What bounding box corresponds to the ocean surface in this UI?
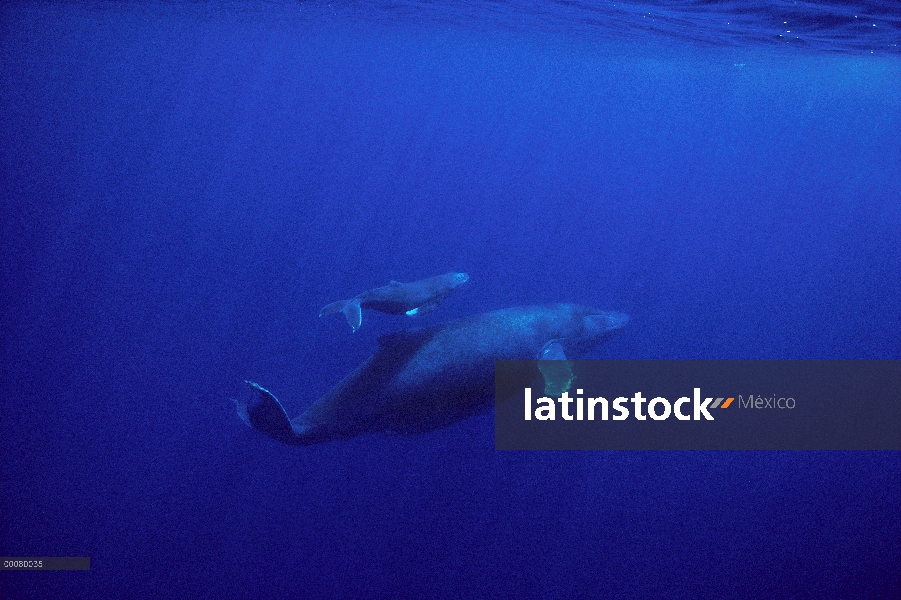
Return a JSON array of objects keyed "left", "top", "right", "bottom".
[{"left": 2, "top": 0, "right": 900, "bottom": 597}]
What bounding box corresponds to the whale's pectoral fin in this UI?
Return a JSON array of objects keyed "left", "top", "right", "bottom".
[
  {"left": 319, "top": 299, "right": 363, "bottom": 332},
  {"left": 406, "top": 300, "right": 440, "bottom": 317},
  {"left": 238, "top": 381, "right": 298, "bottom": 444},
  {"left": 537, "top": 339, "right": 567, "bottom": 360},
  {"left": 537, "top": 339, "right": 574, "bottom": 396}
]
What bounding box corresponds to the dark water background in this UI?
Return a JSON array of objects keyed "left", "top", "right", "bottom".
[{"left": 2, "top": 1, "right": 900, "bottom": 597}]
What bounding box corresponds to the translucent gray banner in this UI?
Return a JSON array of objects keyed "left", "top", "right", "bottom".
[
  {"left": 495, "top": 361, "right": 901, "bottom": 450},
  {"left": 1, "top": 558, "right": 90, "bottom": 570}
]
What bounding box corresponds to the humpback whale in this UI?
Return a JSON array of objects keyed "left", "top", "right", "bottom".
[
  {"left": 236, "top": 304, "right": 628, "bottom": 446},
  {"left": 319, "top": 272, "right": 469, "bottom": 332}
]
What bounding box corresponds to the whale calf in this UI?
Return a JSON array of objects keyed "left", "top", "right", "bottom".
[
  {"left": 319, "top": 272, "right": 469, "bottom": 332},
  {"left": 237, "top": 304, "right": 628, "bottom": 446}
]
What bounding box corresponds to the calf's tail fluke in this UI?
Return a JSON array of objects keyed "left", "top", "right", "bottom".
[{"left": 319, "top": 298, "right": 363, "bottom": 332}]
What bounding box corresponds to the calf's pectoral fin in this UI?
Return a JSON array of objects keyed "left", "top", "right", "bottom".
[{"left": 406, "top": 300, "right": 440, "bottom": 317}]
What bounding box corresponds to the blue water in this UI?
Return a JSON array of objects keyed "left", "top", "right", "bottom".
[{"left": 2, "top": 1, "right": 900, "bottom": 598}]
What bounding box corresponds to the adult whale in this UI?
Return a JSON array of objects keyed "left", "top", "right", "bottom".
[
  {"left": 236, "top": 304, "right": 627, "bottom": 446},
  {"left": 319, "top": 272, "right": 469, "bottom": 332}
]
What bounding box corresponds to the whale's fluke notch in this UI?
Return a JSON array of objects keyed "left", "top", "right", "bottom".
[
  {"left": 319, "top": 272, "right": 469, "bottom": 332},
  {"left": 239, "top": 304, "right": 628, "bottom": 446}
]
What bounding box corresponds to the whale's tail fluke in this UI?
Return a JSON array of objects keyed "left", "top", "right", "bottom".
[
  {"left": 236, "top": 381, "right": 333, "bottom": 446},
  {"left": 237, "top": 381, "right": 298, "bottom": 444},
  {"left": 319, "top": 298, "right": 363, "bottom": 332}
]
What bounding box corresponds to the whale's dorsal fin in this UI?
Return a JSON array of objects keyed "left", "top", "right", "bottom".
[
  {"left": 377, "top": 329, "right": 417, "bottom": 346},
  {"left": 377, "top": 327, "right": 432, "bottom": 349},
  {"left": 390, "top": 280, "right": 402, "bottom": 286}
]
